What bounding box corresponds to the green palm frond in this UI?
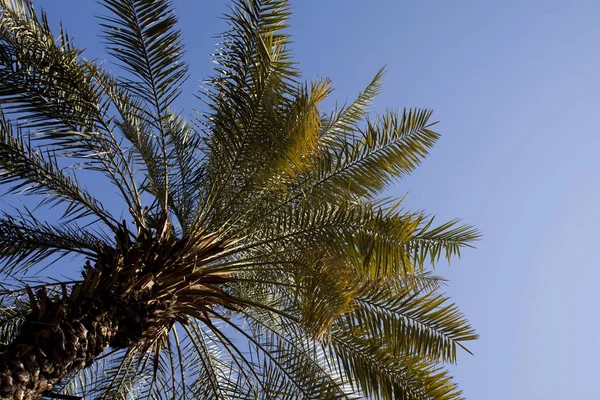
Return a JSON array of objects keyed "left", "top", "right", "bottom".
[
  {"left": 0, "top": 110, "right": 117, "bottom": 227},
  {"left": 224, "top": 107, "right": 439, "bottom": 231},
  {"left": 100, "top": 0, "right": 189, "bottom": 115},
  {"left": 200, "top": 0, "right": 297, "bottom": 219},
  {"left": 248, "top": 78, "right": 332, "bottom": 189},
  {"left": 299, "top": 108, "right": 439, "bottom": 201},
  {"left": 163, "top": 112, "right": 206, "bottom": 234},
  {"left": 208, "top": 310, "right": 343, "bottom": 400},
  {"left": 85, "top": 350, "right": 141, "bottom": 399},
  {"left": 319, "top": 67, "right": 385, "bottom": 149},
  {"left": 59, "top": 348, "right": 174, "bottom": 399},
  {"left": 182, "top": 322, "right": 228, "bottom": 399},
  {"left": 330, "top": 327, "right": 463, "bottom": 400},
  {"left": 0, "top": 0, "right": 143, "bottom": 221},
  {"left": 100, "top": 0, "right": 190, "bottom": 213},
  {"left": 351, "top": 283, "right": 477, "bottom": 363},
  {"left": 54, "top": 349, "right": 127, "bottom": 398},
  {"left": 409, "top": 218, "right": 481, "bottom": 269},
  {"left": 399, "top": 271, "right": 448, "bottom": 294},
  {"left": 97, "top": 77, "right": 167, "bottom": 216},
  {"left": 0, "top": 0, "right": 100, "bottom": 137},
  {"left": 0, "top": 211, "right": 103, "bottom": 276},
  {"left": 244, "top": 308, "right": 355, "bottom": 399}
]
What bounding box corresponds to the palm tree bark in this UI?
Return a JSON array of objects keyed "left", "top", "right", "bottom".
[
  {"left": 0, "top": 232, "right": 232, "bottom": 400},
  {"left": 0, "top": 254, "right": 165, "bottom": 400},
  {"left": 0, "top": 276, "right": 177, "bottom": 400},
  {"left": 0, "top": 303, "right": 118, "bottom": 400}
]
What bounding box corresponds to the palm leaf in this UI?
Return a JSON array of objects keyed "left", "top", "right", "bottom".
[
  {"left": 300, "top": 108, "right": 439, "bottom": 200},
  {"left": 330, "top": 328, "right": 463, "bottom": 400},
  {"left": 319, "top": 67, "right": 385, "bottom": 149},
  {"left": 0, "top": 0, "right": 143, "bottom": 222},
  {"left": 199, "top": 0, "right": 297, "bottom": 221},
  {"left": 0, "top": 211, "right": 103, "bottom": 276},
  {"left": 0, "top": 109, "right": 117, "bottom": 227},
  {"left": 409, "top": 218, "right": 481, "bottom": 269},
  {"left": 351, "top": 283, "right": 478, "bottom": 363},
  {"left": 100, "top": 0, "right": 191, "bottom": 215},
  {"left": 100, "top": 0, "right": 189, "bottom": 115}
]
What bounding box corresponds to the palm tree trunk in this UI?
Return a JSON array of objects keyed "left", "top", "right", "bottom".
[
  {"left": 0, "top": 294, "right": 120, "bottom": 400},
  {"left": 0, "top": 232, "right": 230, "bottom": 399},
  {"left": 0, "top": 263, "right": 168, "bottom": 400}
]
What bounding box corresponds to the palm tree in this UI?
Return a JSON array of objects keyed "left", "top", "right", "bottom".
[{"left": 0, "top": 0, "right": 479, "bottom": 398}]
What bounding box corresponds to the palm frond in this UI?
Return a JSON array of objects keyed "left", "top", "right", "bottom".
[
  {"left": 0, "top": 297, "right": 27, "bottom": 346},
  {"left": 319, "top": 67, "right": 385, "bottom": 149},
  {"left": 246, "top": 77, "right": 332, "bottom": 191},
  {"left": 0, "top": 109, "right": 117, "bottom": 227},
  {"left": 409, "top": 218, "right": 481, "bottom": 269},
  {"left": 399, "top": 271, "right": 448, "bottom": 294},
  {"left": 100, "top": 0, "right": 190, "bottom": 214},
  {"left": 330, "top": 328, "right": 463, "bottom": 400},
  {"left": 0, "top": 211, "right": 103, "bottom": 276},
  {"left": 0, "top": 0, "right": 100, "bottom": 138},
  {"left": 199, "top": 200, "right": 403, "bottom": 277},
  {"left": 183, "top": 320, "right": 243, "bottom": 399},
  {"left": 84, "top": 350, "right": 141, "bottom": 399},
  {"left": 54, "top": 349, "right": 124, "bottom": 398},
  {"left": 214, "top": 198, "right": 419, "bottom": 282},
  {"left": 226, "top": 108, "right": 438, "bottom": 232},
  {"left": 351, "top": 283, "right": 478, "bottom": 363},
  {"left": 298, "top": 108, "right": 439, "bottom": 201},
  {"left": 95, "top": 75, "right": 166, "bottom": 219},
  {"left": 243, "top": 308, "right": 355, "bottom": 399},
  {"left": 100, "top": 0, "right": 188, "bottom": 116},
  {"left": 209, "top": 310, "right": 345, "bottom": 400},
  {"left": 0, "top": 0, "right": 143, "bottom": 222},
  {"left": 199, "top": 0, "right": 298, "bottom": 222},
  {"left": 163, "top": 113, "right": 206, "bottom": 234}
]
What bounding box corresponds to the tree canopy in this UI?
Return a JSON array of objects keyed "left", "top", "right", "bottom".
[{"left": 0, "top": 0, "right": 479, "bottom": 399}]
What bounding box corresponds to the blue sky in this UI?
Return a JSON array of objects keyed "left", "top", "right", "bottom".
[{"left": 29, "top": 0, "right": 600, "bottom": 398}]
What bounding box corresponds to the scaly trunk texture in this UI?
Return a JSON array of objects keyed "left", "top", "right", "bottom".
[
  {"left": 0, "top": 228, "right": 235, "bottom": 399},
  {"left": 0, "top": 301, "right": 117, "bottom": 399},
  {"left": 0, "top": 235, "right": 170, "bottom": 399},
  {"left": 0, "top": 275, "right": 177, "bottom": 400}
]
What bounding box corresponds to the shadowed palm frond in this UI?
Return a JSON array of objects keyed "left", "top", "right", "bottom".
[
  {"left": 0, "top": 0, "right": 144, "bottom": 222},
  {"left": 100, "top": 0, "right": 190, "bottom": 214},
  {"left": 0, "top": 211, "right": 104, "bottom": 277},
  {"left": 100, "top": 0, "right": 189, "bottom": 116},
  {"left": 0, "top": 298, "right": 28, "bottom": 346},
  {"left": 0, "top": 109, "right": 117, "bottom": 228}
]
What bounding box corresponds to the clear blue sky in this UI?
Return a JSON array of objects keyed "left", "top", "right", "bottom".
[{"left": 30, "top": 1, "right": 600, "bottom": 398}]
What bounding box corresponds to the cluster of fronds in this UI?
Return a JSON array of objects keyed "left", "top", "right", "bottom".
[{"left": 0, "top": 0, "right": 479, "bottom": 398}]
